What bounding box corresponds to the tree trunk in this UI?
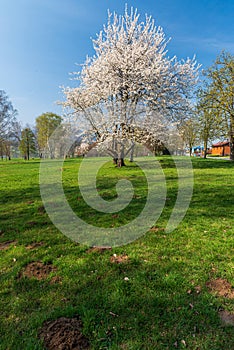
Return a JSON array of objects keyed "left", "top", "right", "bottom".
[
  {"left": 117, "top": 142, "right": 126, "bottom": 167},
  {"left": 129, "top": 142, "right": 135, "bottom": 162},
  {"left": 113, "top": 158, "right": 118, "bottom": 165},
  {"left": 230, "top": 138, "right": 234, "bottom": 162},
  {"left": 27, "top": 145, "right": 30, "bottom": 160},
  {"left": 118, "top": 158, "right": 126, "bottom": 167},
  {"left": 230, "top": 131, "right": 234, "bottom": 161},
  {"left": 189, "top": 147, "right": 192, "bottom": 157},
  {"left": 203, "top": 140, "right": 208, "bottom": 159}
]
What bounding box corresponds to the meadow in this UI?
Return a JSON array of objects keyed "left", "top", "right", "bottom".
[{"left": 0, "top": 156, "right": 234, "bottom": 349}]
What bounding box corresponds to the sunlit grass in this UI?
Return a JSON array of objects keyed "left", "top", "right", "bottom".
[{"left": 0, "top": 157, "right": 234, "bottom": 349}]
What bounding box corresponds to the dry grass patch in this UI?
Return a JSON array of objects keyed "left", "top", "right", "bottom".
[
  {"left": 0, "top": 240, "right": 17, "bottom": 250},
  {"left": 219, "top": 310, "right": 234, "bottom": 326},
  {"left": 25, "top": 241, "right": 44, "bottom": 250},
  {"left": 86, "top": 246, "right": 112, "bottom": 254},
  {"left": 110, "top": 254, "right": 129, "bottom": 264}
]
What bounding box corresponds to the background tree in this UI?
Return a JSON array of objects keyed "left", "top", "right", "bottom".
[
  {"left": 36, "top": 112, "right": 62, "bottom": 158},
  {"left": 63, "top": 7, "right": 200, "bottom": 166},
  {"left": 201, "top": 52, "right": 234, "bottom": 160},
  {"left": 180, "top": 117, "right": 199, "bottom": 156},
  {"left": 196, "top": 87, "right": 222, "bottom": 158},
  {"left": 0, "top": 90, "right": 17, "bottom": 140},
  {"left": 19, "top": 127, "right": 37, "bottom": 160},
  {"left": 0, "top": 90, "right": 18, "bottom": 159},
  {"left": 0, "top": 139, "right": 11, "bottom": 160},
  {"left": 10, "top": 120, "right": 22, "bottom": 143}
]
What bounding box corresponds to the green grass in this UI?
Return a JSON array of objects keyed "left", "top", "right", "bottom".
[{"left": 0, "top": 157, "right": 234, "bottom": 349}]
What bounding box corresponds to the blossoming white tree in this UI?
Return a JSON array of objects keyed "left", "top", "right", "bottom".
[{"left": 63, "top": 6, "right": 200, "bottom": 165}]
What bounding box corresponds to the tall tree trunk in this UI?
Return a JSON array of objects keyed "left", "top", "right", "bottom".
[
  {"left": 118, "top": 143, "right": 126, "bottom": 167},
  {"left": 129, "top": 142, "right": 135, "bottom": 162},
  {"left": 230, "top": 137, "right": 234, "bottom": 162},
  {"left": 204, "top": 140, "right": 208, "bottom": 159},
  {"left": 27, "top": 144, "right": 30, "bottom": 160},
  {"left": 230, "top": 130, "right": 234, "bottom": 161},
  {"left": 112, "top": 137, "right": 118, "bottom": 165},
  {"left": 118, "top": 158, "right": 125, "bottom": 167}
]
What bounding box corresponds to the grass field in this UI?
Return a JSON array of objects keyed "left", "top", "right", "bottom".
[{"left": 0, "top": 157, "right": 234, "bottom": 349}]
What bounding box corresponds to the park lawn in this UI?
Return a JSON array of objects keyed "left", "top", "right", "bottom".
[{"left": 0, "top": 157, "right": 234, "bottom": 350}]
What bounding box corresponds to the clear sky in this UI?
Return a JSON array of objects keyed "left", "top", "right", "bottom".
[{"left": 1, "top": 0, "right": 234, "bottom": 126}]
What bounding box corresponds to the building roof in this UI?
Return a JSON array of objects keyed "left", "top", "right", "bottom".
[{"left": 212, "top": 141, "right": 230, "bottom": 147}]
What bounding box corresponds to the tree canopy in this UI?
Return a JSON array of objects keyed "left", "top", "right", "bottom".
[
  {"left": 36, "top": 112, "right": 62, "bottom": 158},
  {"left": 63, "top": 7, "right": 200, "bottom": 164},
  {"left": 19, "top": 127, "right": 37, "bottom": 160},
  {"left": 198, "top": 52, "right": 234, "bottom": 160}
]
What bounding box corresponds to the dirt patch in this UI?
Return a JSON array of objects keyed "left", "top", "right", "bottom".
[
  {"left": 110, "top": 254, "right": 129, "bottom": 264},
  {"left": 26, "top": 242, "right": 44, "bottom": 250},
  {"left": 86, "top": 246, "right": 112, "bottom": 254},
  {"left": 19, "top": 261, "right": 57, "bottom": 280},
  {"left": 39, "top": 317, "right": 90, "bottom": 350},
  {"left": 0, "top": 240, "right": 17, "bottom": 250},
  {"left": 206, "top": 278, "right": 234, "bottom": 299},
  {"left": 149, "top": 226, "right": 165, "bottom": 232},
  {"left": 38, "top": 205, "right": 46, "bottom": 214},
  {"left": 219, "top": 310, "right": 234, "bottom": 326},
  {"left": 50, "top": 276, "right": 62, "bottom": 285}
]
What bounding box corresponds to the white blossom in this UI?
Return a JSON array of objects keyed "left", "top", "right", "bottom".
[{"left": 62, "top": 6, "right": 200, "bottom": 161}]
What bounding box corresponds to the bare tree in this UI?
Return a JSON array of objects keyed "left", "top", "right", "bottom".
[
  {"left": 180, "top": 117, "right": 199, "bottom": 156},
  {"left": 0, "top": 90, "right": 18, "bottom": 159},
  {"left": 0, "top": 90, "right": 18, "bottom": 140}
]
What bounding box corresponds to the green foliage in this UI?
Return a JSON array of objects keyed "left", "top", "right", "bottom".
[
  {"left": 19, "top": 127, "right": 37, "bottom": 160},
  {"left": 36, "top": 112, "right": 62, "bottom": 157},
  {"left": 198, "top": 52, "right": 234, "bottom": 160},
  {"left": 0, "top": 158, "right": 234, "bottom": 349},
  {"left": 196, "top": 90, "right": 222, "bottom": 158},
  {"left": 180, "top": 118, "right": 199, "bottom": 156}
]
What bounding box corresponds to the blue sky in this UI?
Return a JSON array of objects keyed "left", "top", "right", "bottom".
[{"left": 1, "top": 0, "right": 233, "bottom": 125}]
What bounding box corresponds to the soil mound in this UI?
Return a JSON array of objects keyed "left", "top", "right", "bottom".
[
  {"left": 206, "top": 278, "right": 234, "bottom": 299},
  {"left": 110, "top": 254, "right": 129, "bottom": 264},
  {"left": 39, "top": 317, "right": 90, "bottom": 350},
  {"left": 19, "top": 261, "right": 57, "bottom": 280}
]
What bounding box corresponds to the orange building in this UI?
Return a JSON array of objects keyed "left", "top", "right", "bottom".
[{"left": 211, "top": 141, "right": 230, "bottom": 156}]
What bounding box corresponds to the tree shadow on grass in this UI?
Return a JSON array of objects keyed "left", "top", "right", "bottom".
[
  {"left": 191, "top": 158, "right": 234, "bottom": 169},
  {"left": 4, "top": 251, "right": 234, "bottom": 350}
]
